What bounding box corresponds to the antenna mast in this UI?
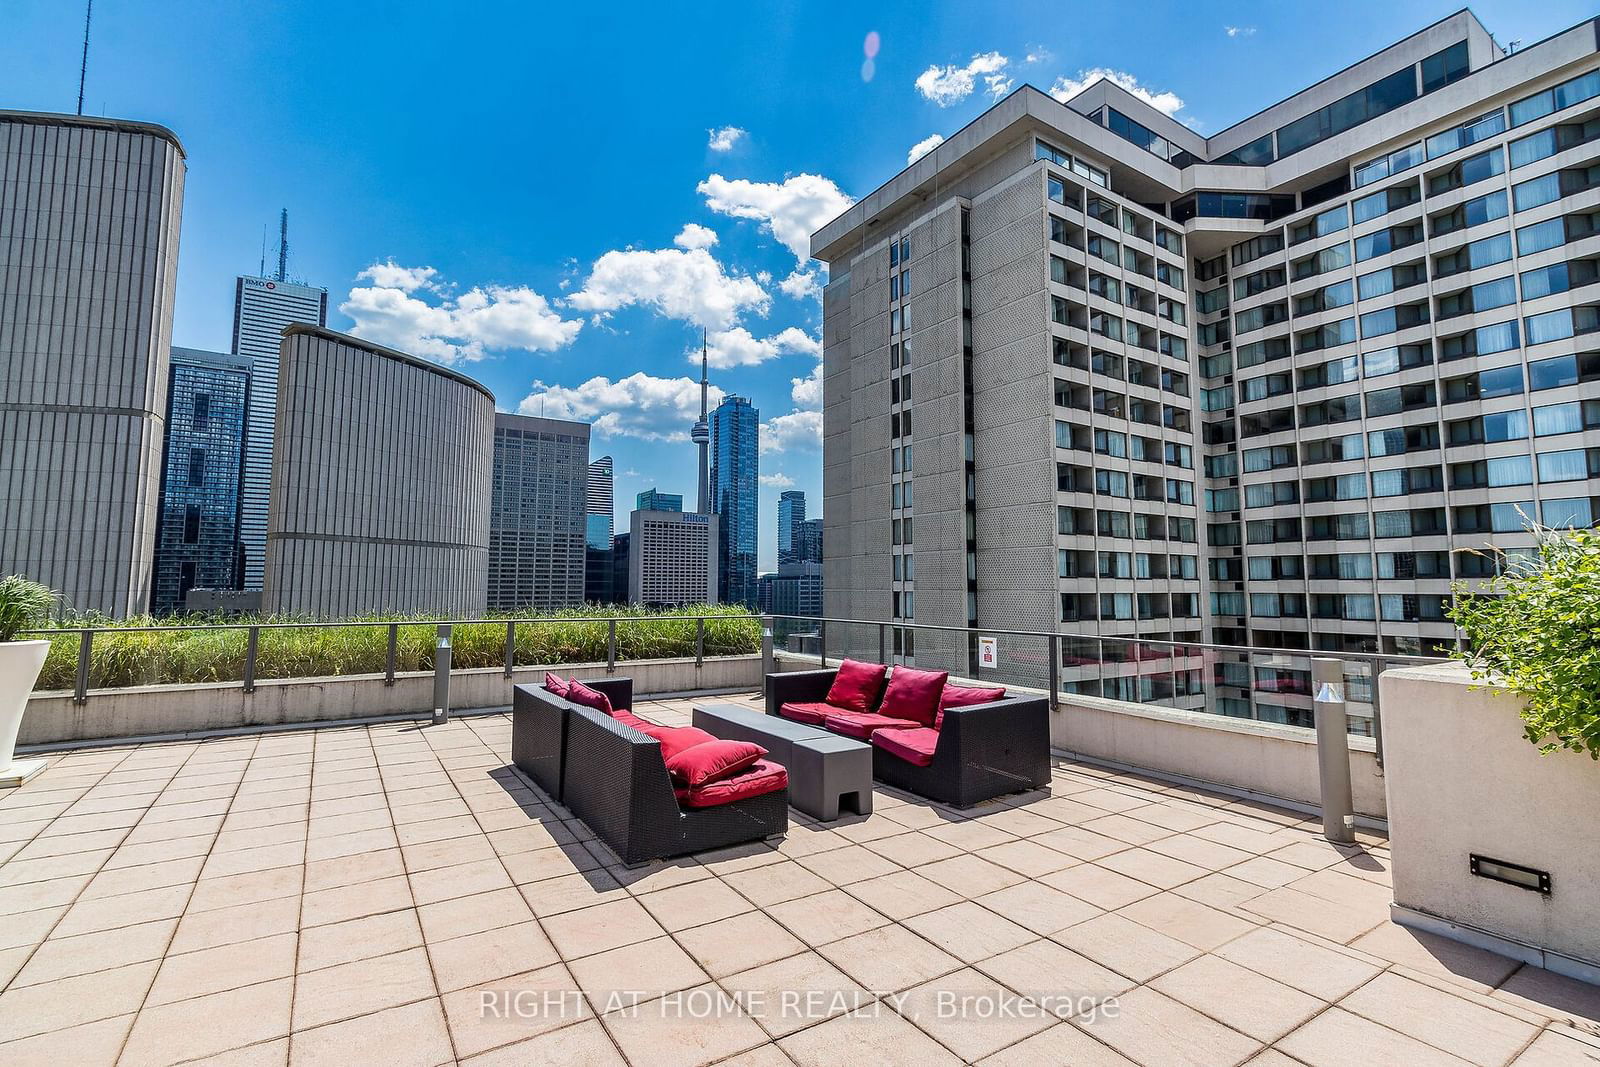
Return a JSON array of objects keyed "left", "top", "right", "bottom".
[
  {"left": 276, "top": 209, "right": 288, "bottom": 282},
  {"left": 76, "top": 0, "right": 92, "bottom": 116}
]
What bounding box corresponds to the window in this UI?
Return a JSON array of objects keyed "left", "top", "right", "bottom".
[
  {"left": 1359, "top": 302, "right": 1428, "bottom": 339},
  {"left": 1421, "top": 40, "right": 1470, "bottom": 94},
  {"left": 1509, "top": 116, "right": 1600, "bottom": 170},
  {"left": 1358, "top": 260, "right": 1425, "bottom": 301},
  {"left": 1290, "top": 205, "right": 1348, "bottom": 245},
  {"left": 1538, "top": 449, "right": 1593, "bottom": 482},
  {"left": 1216, "top": 132, "right": 1276, "bottom": 166},
  {"left": 192, "top": 394, "right": 210, "bottom": 428},
  {"left": 1526, "top": 307, "right": 1600, "bottom": 346},
  {"left": 1295, "top": 280, "right": 1353, "bottom": 316},
  {"left": 1425, "top": 109, "right": 1505, "bottom": 160},
  {"left": 1434, "top": 232, "right": 1512, "bottom": 278},
  {"left": 1353, "top": 141, "right": 1424, "bottom": 189},
  {"left": 1355, "top": 222, "right": 1423, "bottom": 262},
  {"left": 1280, "top": 67, "right": 1419, "bottom": 161},
  {"left": 1362, "top": 344, "right": 1430, "bottom": 377},
  {"left": 1353, "top": 181, "right": 1421, "bottom": 225},
  {"left": 1427, "top": 145, "right": 1504, "bottom": 196},
  {"left": 1231, "top": 232, "right": 1285, "bottom": 267},
  {"left": 1291, "top": 244, "right": 1350, "bottom": 281},
  {"left": 1294, "top": 317, "right": 1355, "bottom": 354},
  {"left": 182, "top": 505, "right": 200, "bottom": 544},
  {"left": 187, "top": 448, "right": 205, "bottom": 487},
  {"left": 1436, "top": 276, "right": 1516, "bottom": 320},
  {"left": 1429, "top": 190, "right": 1507, "bottom": 237},
  {"left": 1509, "top": 68, "right": 1600, "bottom": 127},
  {"left": 1444, "top": 364, "right": 1523, "bottom": 402},
  {"left": 1516, "top": 217, "right": 1566, "bottom": 256}
]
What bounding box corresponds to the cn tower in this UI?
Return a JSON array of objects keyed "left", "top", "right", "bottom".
[{"left": 692, "top": 329, "right": 710, "bottom": 514}]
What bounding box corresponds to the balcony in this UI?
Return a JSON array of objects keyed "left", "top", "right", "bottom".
[{"left": 2, "top": 616, "right": 1596, "bottom": 1064}]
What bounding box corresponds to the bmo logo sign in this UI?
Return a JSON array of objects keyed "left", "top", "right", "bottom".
[{"left": 244, "top": 278, "right": 278, "bottom": 291}]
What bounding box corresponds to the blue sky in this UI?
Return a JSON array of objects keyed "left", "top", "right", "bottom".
[{"left": 5, "top": 0, "right": 1595, "bottom": 569}]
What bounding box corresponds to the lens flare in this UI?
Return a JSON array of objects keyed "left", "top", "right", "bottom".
[{"left": 863, "top": 30, "right": 881, "bottom": 59}]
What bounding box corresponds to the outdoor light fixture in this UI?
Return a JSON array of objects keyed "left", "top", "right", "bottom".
[{"left": 1470, "top": 854, "right": 1551, "bottom": 894}]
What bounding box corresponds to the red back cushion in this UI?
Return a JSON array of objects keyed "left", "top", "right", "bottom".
[
  {"left": 638, "top": 724, "right": 718, "bottom": 761},
  {"left": 877, "top": 667, "right": 949, "bottom": 727},
  {"left": 936, "top": 684, "right": 1006, "bottom": 730},
  {"left": 665, "top": 739, "right": 767, "bottom": 787},
  {"left": 824, "top": 659, "right": 888, "bottom": 714},
  {"left": 543, "top": 672, "right": 571, "bottom": 697},
  {"left": 565, "top": 679, "right": 613, "bottom": 716}
]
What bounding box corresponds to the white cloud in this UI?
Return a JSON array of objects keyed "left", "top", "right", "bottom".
[
  {"left": 762, "top": 410, "right": 823, "bottom": 453},
  {"left": 907, "top": 133, "right": 945, "bottom": 165},
  {"left": 759, "top": 472, "right": 795, "bottom": 488},
  {"left": 707, "top": 125, "right": 746, "bottom": 152},
  {"left": 1024, "top": 47, "right": 1052, "bottom": 65},
  {"left": 1048, "top": 68, "right": 1184, "bottom": 117},
  {"left": 566, "top": 245, "right": 769, "bottom": 331},
  {"left": 1225, "top": 26, "right": 1256, "bottom": 38},
  {"left": 779, "top": 268, "right": 823, "bottom": 301},
  {"left": 518, "top": 373, "right": 725, "bottom": 443},
  {"left": 698, "top": 326, "right": 820, "bottom": 370},
  {"left": 791, "top": 362, "right": 822, "bottom": 410},
  {"left": 914, "top": 51, "right": 1011, "bottom": 106},
  {"left": 698, "top": 173, "right": 855, "bottom": 264},
  {"left": 673, "top": 223, "right": 718, "bottom": 250},
  {"left": 341, "top": 264, "right": 582, "bottom": 364}
]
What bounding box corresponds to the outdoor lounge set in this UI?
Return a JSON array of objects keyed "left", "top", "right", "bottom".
[{"left": 511, "top": 659, "right": 1050, "bottom": 865}]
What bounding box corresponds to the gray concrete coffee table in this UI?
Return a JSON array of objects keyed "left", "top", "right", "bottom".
[{"left": 692, "top": 703, "right": 872, "bottom": 821}]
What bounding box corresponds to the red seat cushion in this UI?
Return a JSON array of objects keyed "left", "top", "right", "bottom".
[
  {"left": 637, "top": 724, "right": 718, "bottom": 761},
  {"left": 543, "top": 672, "right": 571, "bottom": 697},
  {"left": 674, "top": 760, "right": 788, "bottom": 808},
  {"left": 872, "top": 727, "right": 939, "bottom": 767},
  {"left": 936, "top": 684, "right": 1006, "bottom": 730},
  {"left": 778, "top": 701, "right": 834, "bottom": 726},
  {"left": 821, "top": 709, "right": 920, "bottom": 740},
  {"left": 612, "top": 708, "right": 654, "bottom": 731},
  {"left": 666, "top": 740, "right": 767, "bottom": 787},
  {"left": 824, "top": 659, "right": 888, "bottom": 714},
  {"left": 565, "top": 680, "right": 613, "bottom": 716},
  {"left": 878, "top": 666, "right": 949, "bottom": 727}
]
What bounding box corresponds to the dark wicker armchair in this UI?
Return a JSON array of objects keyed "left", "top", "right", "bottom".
[{"left": 511, "top": 677, "right": 634, "bottom": 803}]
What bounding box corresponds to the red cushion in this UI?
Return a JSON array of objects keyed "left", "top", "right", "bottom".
[
  {"left": 565, "top": 680, "right": 613, "bottom": 716},
  {"left": 821, "top": 709, "right": 920, "bottom": 740},
  {"left": 543, "top": 672, "right": 571, "bottom": 697},
  {"left": 778, "top": 701, "right": 833, "bottom": 726},
  {"left": 872, "top": 727, "right": 939, "bottom": 767},
  {"left": 824, "top": 659, "right": 888, "bottom": 714},
  {"left": 674, "top": 760, "right": 788, "bottom": 808},
  {"left": 665, "top": 740, "right": 767, "bottom": 787},
  {"left": 878, "top": 667, "right": 948, "bottom": 727},
  {"left": 612, "top": 708, "right": 654, "bottom": 731},
  {"left": 637, "top": 724, "right": 718, "bottom": 761},
  {"left": 936, "top": 684, "right": 1006, "bottom": 730}
]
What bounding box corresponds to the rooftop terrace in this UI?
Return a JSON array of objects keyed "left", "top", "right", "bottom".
[{"left": 2, "top": 691, "right": 1596, "bottom": 1067}]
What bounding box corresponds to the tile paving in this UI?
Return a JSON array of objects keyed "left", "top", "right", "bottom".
[{"left": 1, "top": 691, "right": 1598, "bottom": 1066}]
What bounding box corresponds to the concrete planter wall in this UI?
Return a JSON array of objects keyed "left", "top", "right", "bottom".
[
  {"left": 1382, "top": 663, "right": 1600, "bottom": 982},
  {"left": 20, "top": 655, "right": 763, "bottom": 747}
]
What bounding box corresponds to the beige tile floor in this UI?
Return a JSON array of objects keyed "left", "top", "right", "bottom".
[{"left": 1, "top": 691, "right": 1597, "bottom": 1066}]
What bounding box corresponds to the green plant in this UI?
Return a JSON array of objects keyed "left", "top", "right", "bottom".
[
  {"left": 0, "top": 575, "right": 57, "bottom": 643},
  {"left": 1449, "top": 524, "right": 1600, "bottom": 759}
]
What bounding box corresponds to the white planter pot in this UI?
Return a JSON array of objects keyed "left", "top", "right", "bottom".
[{"left": 0, "top": 640, "right": 49, "bottom": 777}]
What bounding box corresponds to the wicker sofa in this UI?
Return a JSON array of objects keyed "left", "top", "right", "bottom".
[
  {"left": 512, "top": 678, "right": 788, "bottom": 865},
  {"left": 765, "top": 666, "right": 1051, "bottom": 808}
]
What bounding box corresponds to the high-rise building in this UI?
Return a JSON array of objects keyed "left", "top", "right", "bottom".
[
  {"left": 628, "top": 509, "right": 718, "bottom": 607},
  {"left": 0, "top": 111, "right": 186, "bottom": 618},
  {"left": 586, "top": 456, "right": 614, "bottom": 550},
  {"left": 609, "top": 532, "right": 631, "bottom": 606},
  {"left": 813, "top": 11, "right": 1600, "bottom": 731},
  {"left": 711, "top": 395, "right": 759, "bottom": 608},
  {"left": 488, "top": 413, "right": 590, "bottom": 613},
  {"left": 797, "top": 517, "right": 824, "bottom": 564},
  {"left": 770, "top": 562, "right": 823, "bottom": 619},
  {"left": 151, "top": 349, "right": 251, "bottom": 614},
  {"left": 778, "top": 490, "right": 806, "bottom": 565},
  {"left": 233, "top": 274, "right": 328, "bottom": 591},
  {"left": 636, "top": 489, "right": 683, "bottom": 512},
  {"left": 262, "top": 326, "right": 492, "bottom": 618}
]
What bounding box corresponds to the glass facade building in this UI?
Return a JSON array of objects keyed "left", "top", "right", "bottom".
[
  {"left": 151, "top": 348, "right": 251, "bottom": 614},
  {"left": 636, "top": 488, "right": 683, "bottom": 512},
  {"left": 710, "top": 395, "right": 760, "bottom": 608},
  {"left": 778, "top": 490, "right": 806, "bottom": 565}
]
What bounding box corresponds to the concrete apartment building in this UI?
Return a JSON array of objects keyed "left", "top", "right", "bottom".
[
  {"left": 628, "top": 509, "right": 718, "bottom": 607},
  {"left": 812, "top": 12, "right": 1600, "bottom": 729},
  {"left": 0, "top": 111, "right": 186, "bottom": 618},
  {"left": 262, "top": 326, "right": 493, "bottom": 618},
  {"left": 232, "top": 275, "right": 328, "bottom": 592},
  {"left": 488, "top": 413, "right": 590, "bottom": 613},
  {"left": 150, "top": 348, "right": 251, "bottom": 614}
]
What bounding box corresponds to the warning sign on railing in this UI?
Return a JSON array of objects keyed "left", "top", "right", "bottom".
[{"left": 977, "top": 636, "right": 998, "bottom": 668}]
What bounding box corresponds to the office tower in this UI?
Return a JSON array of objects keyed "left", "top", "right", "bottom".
[
  {"left": 151, "top": 348, "right": 251, "bottom": 614},
  {"left": 770, "top": 562, "right": 823, "bottom": 619},
  {"left": 488, "top": 413, "right": 590, "bottom": 612},
  {"left": 0, "top": 111, "right": 185, "bottom": 618},
  {"left": 798, "top": 517, "right": 824, "bottom": 564},
  {"left": 628, "top": 509, "right": 718, "bottom": 607},
  {"left": 262, "top": 326, "right": 493, "bottom": 617},
  {"left": 757, "top": 572, "right": 776, "bottom": 614},
  {"left": 233, "top": 272, "right": 327, "bottom": 591},
  {"left": 636, "top": 489, "right": 684, "bottom": 512},
  {"left": 778, "top": 490, "right": 806, "bottom": 565},
  {"left": 813, "top": 11, "right": 1600, "bottom": 729},
  {"left": 609, "top": 532, "right": 631, "bottom": 606},
  {"left": 586, "top": 456, "right": 614, "bottom": 549},
  {"left": 711, "top": 395, "right": 759, "bottom": 608}
]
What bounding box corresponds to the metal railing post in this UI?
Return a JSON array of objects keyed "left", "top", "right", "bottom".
[
  {"left": 384, "top": 624, "right": 398, "bottom": 687},
  {"left": 1312, "top": 657, "right": 1356, "bottom": 844},
  {"left": 1048, "top": 633, "right": 1060, "bottom": 711},
  {"left": 878, "top": 622, "right": 886, "bottom": 664},
  {"left": 818, "top": 620, "right": 827, "bottom": 668},
  {"left": 606, "top": 619, "right": 617, "bottom": 673},
  {"left": 1370, "top": 659, "right": 1386, "bottom": 769},
  {"left": 431, "top": 624, "right": 453, "bottom": 725},
  {"left": 695, "top": 617, "right": 705, "bottom": 668},
  {"left": 760, "top": 616, "right": 774, "bottom": 683},
  {"left": 74, "top": 629, "right": 92, "bottom": 705},
  {"left": 243, "top": 626, "right": 260, "bottom": 694},
  {"left": 503, "top": 621, "right": 516, "bottom": 678}
]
